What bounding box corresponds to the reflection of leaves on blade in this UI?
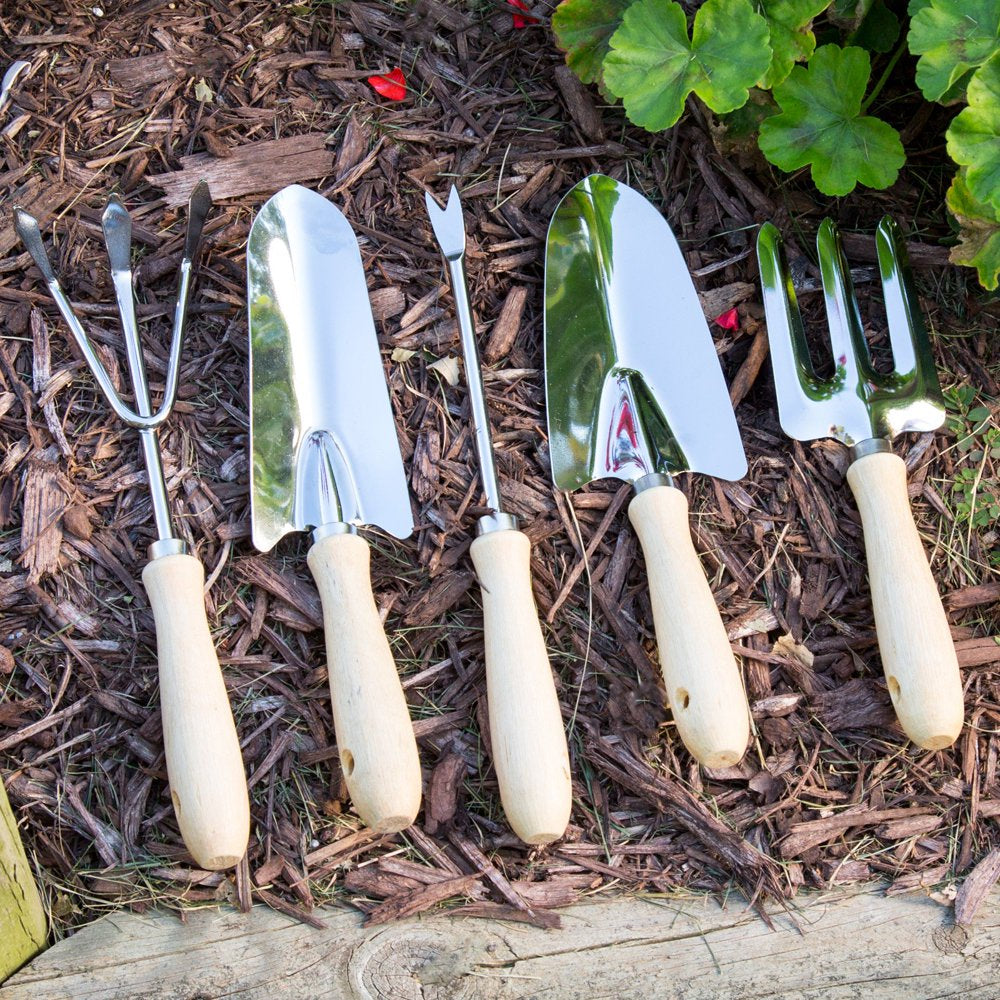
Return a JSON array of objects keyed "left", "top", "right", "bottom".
[
  {"left": 629, "top": 370, "right": 687, "bottom": 474},
  {"left": 908, "top": 0, "right": 1000, "bottom": 104},
  {"left": 758, "top": 45, "right": 905, "bottom": 195},
  {"left": 756, "top": 0, "right": 829, "bottom": 89},
  {"left": 552, "top": 0, "right": 631, "bottom": 93},
  {"left": 603, "top": 0, "right": 771, "bottom": 131},
  {"left": 946, "top": 168, "right": 1000, "bottom": 291},
  {"left": 946, "top": 53, "right": 1000, "bottom": 216}
]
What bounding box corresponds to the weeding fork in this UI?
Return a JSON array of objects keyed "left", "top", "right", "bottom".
[
  {"left": 756, "top": 217, "right": 964, "bottom": 750},
  {"left": 14, "top": 184, "right": 250, "bottom": 868}
]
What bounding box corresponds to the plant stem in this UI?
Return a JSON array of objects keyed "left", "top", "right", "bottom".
[{"left": 861, "top": 38, "right": 908, "bottom": 114}]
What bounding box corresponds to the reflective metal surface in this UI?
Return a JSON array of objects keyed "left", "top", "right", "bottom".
[
  {"left": 0, "top": 61, "right": 29, "bottom": 117},
  {"left": 756, "top": 217, "right": 946, "bottom": 447},
  {"left": 14, "top": 183, "right": 211, "bottom": 554},
  {"left": 544, "top": 174, "right": 747, "bottom": 490},
  {"left": 248, "top": 184, "right": 412, "bottom": 552},
  {"left": 425, "top": 186, "right": 506, "bottom": 519}
]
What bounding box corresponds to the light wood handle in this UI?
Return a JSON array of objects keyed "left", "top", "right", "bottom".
[
  {"left": 306, "top": 532, "right": 421, "bottom": 832},
  {"left": 142, "top": 553, "right": 249, "bottom": 870},
  {"left": 628, "top": 485, "right": 750, "bottom": 768},
  {"left": 470, "top": 528, "right": 572, "bottom": 844},
  {"left": 846, "top": 450, "right": 964, "bottom": 749}
]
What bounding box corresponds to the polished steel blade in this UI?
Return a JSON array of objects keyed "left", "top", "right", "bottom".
[
  {"left": 248, "top": 185, "right": 412, "bottom": 551},
  {"left": 544, "top": 174, "right": 746, "bottom": 490},
  {"left": 756, "top": 218, "right": 945, "bottom": 447}
]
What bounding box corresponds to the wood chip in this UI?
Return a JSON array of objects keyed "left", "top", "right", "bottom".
[{"left": 148, "top": 134, "right": 334, "bottom": 206}]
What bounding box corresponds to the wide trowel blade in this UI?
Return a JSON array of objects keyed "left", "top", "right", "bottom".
[
  {"left": 544, "top": 174, "right": 746, "bottom": 490},
  {"left": 248, "top": 185, "right": 412, "bottom": 551}
]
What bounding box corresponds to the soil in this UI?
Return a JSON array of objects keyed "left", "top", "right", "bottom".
[{"left": 1, "top": 0, "right": 998, "bottom": 936}]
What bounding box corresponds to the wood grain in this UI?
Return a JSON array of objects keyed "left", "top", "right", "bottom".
[{"left": 4, "top": 888, "right": 998, "bottom": 998}]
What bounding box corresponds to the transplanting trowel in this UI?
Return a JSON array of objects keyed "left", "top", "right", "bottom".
[
  {"left": 757, "top": 218, "right": 964, "bottom": 749},
  {"left": 248, "top": 185, "right": 422, "bottom": 831},
  {"left": 545, "top": 174, "right": 751, "bottom": 768}
]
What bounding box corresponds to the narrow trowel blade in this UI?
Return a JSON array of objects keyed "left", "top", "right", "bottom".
[
  {"left": 248, "top": 185, "right": 412, "bottom": 552},
  {"left": 544, "top": 174, "right": 746, "bottom": 490}
]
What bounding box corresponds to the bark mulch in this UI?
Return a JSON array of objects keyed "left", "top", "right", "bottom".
[{"left": 1, "top": 1, "right": 998, "bottom": 937}]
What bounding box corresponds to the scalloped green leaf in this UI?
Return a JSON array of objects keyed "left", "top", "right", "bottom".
[
  {"left": 603, "top": 0, "right": 771, "bottom": 131},
  {"left": 946, "top": 168, "right": 1000, "bottom": 290},
  {"left": 757, "top": 0, "right": 829, "bottom": 89},
  {"left": 947, "top": 53, "right": 1000, "bottom": 214},
  {"left": 908, "top": 0, "right": 1000, "bottom": 103},
  {"left": 758, "top": 44, "right": 905, "bottom": 195},
  {"left": 552, "top": 0, "right": 632, "bottom": 92}
]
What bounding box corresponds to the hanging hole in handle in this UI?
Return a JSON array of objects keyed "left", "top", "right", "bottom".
[
  {"left": 675, "top": 688, "right": 690, "bottom": 711},
  {"left": 341, "top": 749, "right": 355, "bottom": 777},
  {"left": 887, "top": 676, "right": 901, "bottom": 702}
]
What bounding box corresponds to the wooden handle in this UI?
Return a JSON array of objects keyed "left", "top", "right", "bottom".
[
  {"left": 307, "top": 532, "right": 422, "bottom": 832},
  {"left": 628, "top": 485, "right": 750, "bottom": 768},
  {"left": 846, "top": 450, "right": 964, "bottom": 749},
  {"left": 470, "top": 528, "right": 571, "bottom": 845},
  {"left": 142, "top": 553, "right": 249, "bottom": 870}
]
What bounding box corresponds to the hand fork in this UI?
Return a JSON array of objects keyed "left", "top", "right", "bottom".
[
  {"left": 756, "top": 217, "right": 964, "bottom": 750},
  {"left": 14, "top": 184, "right": 250, "bottom": 868}
]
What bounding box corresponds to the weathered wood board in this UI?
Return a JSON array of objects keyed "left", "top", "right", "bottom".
[
  {"left": 0, "top": 781, "right": 46, "bottom": 980},
  {"left": 2, "top": 886, "right": 997, "bottom": 999}
]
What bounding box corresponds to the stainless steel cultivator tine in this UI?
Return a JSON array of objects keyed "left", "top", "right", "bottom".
[
  {"left": 757, "top": 217, "right": 963, "bottom": 751},
  {"left": 14, "top": 182, "right": 250, "bottom": 870}
]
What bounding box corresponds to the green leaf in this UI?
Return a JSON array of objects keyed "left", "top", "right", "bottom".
[
  {"left": 603, "top": 0, "right": 771, "bottom": 131},
  {"left": 757, "top": 0, "right": 829, "bottom": 89},
  {"left": 945, "top": 168, "right": 1000, "bottom": 290},
  {"left": 851, "top": 0, "right": 900, "bottom": 53},
  {"left": 947, "top": 54, "right": 1000, "bottom": 214},
  {"left": 908, "top": 0, "right": 1000, "bottom": 103},
  {"left": 758, "top": 44, "right": 905, "bottom": 195},
  {"left": 828, "top": 0, "right": 872, "bottom": 29},
  {"left": 552, "top": 0, "right": 632, "bottom": 92}
]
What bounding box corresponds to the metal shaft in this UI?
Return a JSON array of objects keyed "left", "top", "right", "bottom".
[
  {"left": 109, "top": 268, "right": 175, "bottom": 543},
  {"left": 448, "top": 256, "right": 504, "bottom": 515}
]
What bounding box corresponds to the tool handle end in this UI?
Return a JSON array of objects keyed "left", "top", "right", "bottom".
[
  {"left": 143, "top": 553, "right": 250, "bottom": 870},
  {"left": 628, "top": 486, "right": 750, "bottom": 768},
  {"left": 847, "top": 450, "right": 964, "bottom": 749},
  {"left": 471, "top": 529, "right": 572, "bottom": 845},
  {"left": 307, "top": 532, "right": 422, "bottom": 832}
]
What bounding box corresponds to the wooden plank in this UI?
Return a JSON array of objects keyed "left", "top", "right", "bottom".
[
  {"left": 0, "top": 781, "right": 46, "bottom": 981},
  {"left": 3, "top": 887, "right": 998, "bottom": 998},
  {"left": 147, "top": 134, "right": 334, "bottom": 207}
]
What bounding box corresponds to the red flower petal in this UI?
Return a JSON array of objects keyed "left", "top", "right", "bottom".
[
  {"left": 367, "top": 67, "right": 407, "bottom": 102},
  {"left": 714, "top": 307, "right": 740, "bottom": 331},
  {"left": 509, "top": 0, "right": 538, "bottom": 28}
]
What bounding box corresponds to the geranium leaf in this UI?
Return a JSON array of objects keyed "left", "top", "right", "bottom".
[
  {"left": 756, "top": 0, "right": 829, "bottom": 89},
  {"left": 908, "top": 0, "right": 1000, "bottom": 103},
  {"left": 946, "top": 53, "right": 1000, "bottom": 214},
  {"left": 946, "top": 169, "right": 1000, "bottom": 290},
  {"left": 604, "top": 0, "right": 771, "bottom": 131},
  {"left": 851, "top": 0, "right": 900, "bottom": 54},
  {"left": 552, "top": 0, "right": 632, "bottom": 91},
  {"left": 758, "top": 44, "right": 905, "bottom": 195}
]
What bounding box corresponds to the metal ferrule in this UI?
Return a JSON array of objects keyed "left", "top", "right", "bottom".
[
  {"left": 312, "top": 522, "right": 358, "bottom": 544},
  {"left": 849, "top": 438, "right": 892, "bottom": 463},
  {"left": 476, "top": 512, "right": 519, "bottom": 536},
  {"left": 148, "top": 537, "right": 189, "bottom": 561},
  {"left": 633, "top": 472, "right": 674, "bottom": 494}
]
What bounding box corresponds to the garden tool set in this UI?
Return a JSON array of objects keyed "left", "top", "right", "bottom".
[
  {"left": 12, "top": 170, "right": 965, "bottom": 861},
  {"left": 13, "top": 184, "right": 250, "bottom": 871}
]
